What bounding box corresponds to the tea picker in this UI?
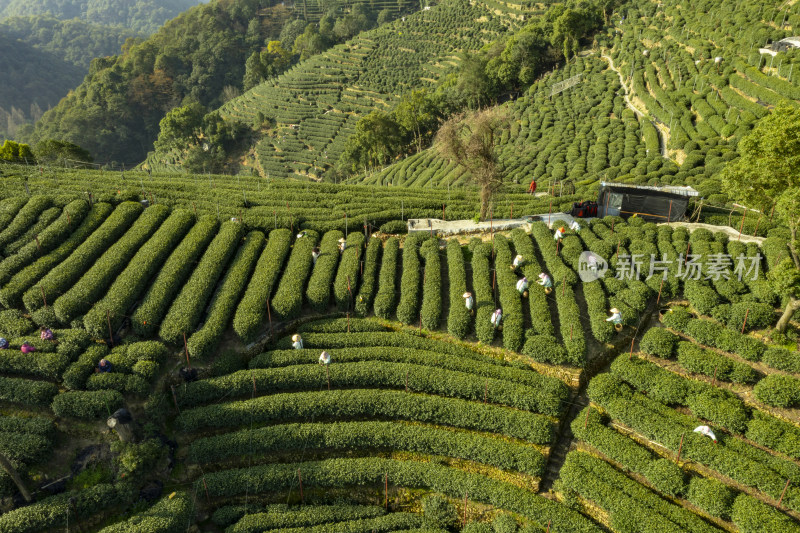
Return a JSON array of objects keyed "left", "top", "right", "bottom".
[
  {"left": 511, "top": 254, "right": 524, "bottom": 270},
  {"left": 463, "top": 292, "right": 474, "bottom": 314},
  {"left": 554, "top": 226, "right": 565, "bottom": 242},
  {"left": 490, "top": 308, "right": 503, "bottom": 330},
  {"left": 292, "top": 334, "right": 303, "bottom": 350},
  {"left": 516, "top": 276, "right": 529, "bottom": 297},
  {"left": 606, "top": 308, "right": 623, "bottom": 331},
  {"left": 538, "top": 273, "right": 553, "bottom": 294},
  {"left": 311, "top": 246, "right": 320, "bottom": 264},
  {"left": 40, "top": 327, "right": 54, "bottom": 341},
  {"left": 319, "top": 350, "right": 331, "bottom": 365},
  {"left": 570, "top": 220, "right": 581, "bottom": 233},
  {"left": 693, "top": 425, "right": 717, "bottom": 443}
]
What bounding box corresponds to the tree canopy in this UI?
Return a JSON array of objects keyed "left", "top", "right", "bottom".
[{"left": 722, "top": 104, "right": 800, "bottom": 269}]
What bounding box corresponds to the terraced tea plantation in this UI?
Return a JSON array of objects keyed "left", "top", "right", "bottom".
[
  {"left": 214, "top": 0, "right": 517, "bottom": 181},
  {"left": 0, "top": 183, "right": 798, "bottom": 532},
  {"left": 355, "top": 0, "right": 800, "bottom": 205}
]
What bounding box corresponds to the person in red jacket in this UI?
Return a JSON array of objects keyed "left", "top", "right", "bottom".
[
  {"left": 528, "top": 179, "right": 537, "bottom": 194},
  {"left": 20, "top": 342, "right": 36, "bottom": 354}
]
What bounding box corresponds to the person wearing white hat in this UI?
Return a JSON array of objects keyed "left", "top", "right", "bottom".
[
  {"left": 693, "top": 425, "right": 717, "bottom": 443},
  {"left": 490, "top": 308, "right": 503, "bottom": 329},
  {"left": 297, "top": 231, "right": 306, "bottom": 239},
  {"left": 606, "top": 308, "right": 623, "bottom": 331},
  {"left": 319, "top": 351, "right": 331, "bottom": 365},
  {"left": 463, "top": 292, "right": 474, "bottom": 313},
  {"left": 338, "top": 237, "right": 346, "bottom": 253},
  {"left": 292, "top": 334, "right": 303, "bottom": 350},
  {"left": 511, "top": 254, "right": 524, "bottom": 270},
  {"left": 311, "top": 246, "right": 320, "bottom": 264},
  {"left": 569, "top": 220, "right": 581, "bottom": 233},
  {"left": 537, "top": 273, "right": 553, "bottom": 294},
  {"left": 554, "top": 226, "right": 565, "bottom": 242},
  {"left": 516, "top": 276, "right": 529, "bottom": 297}
]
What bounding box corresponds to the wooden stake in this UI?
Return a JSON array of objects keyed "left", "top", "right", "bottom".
[
  {"left": 385, "top": 473, "right": 388, "bottom": 509},
  {"left": 546, "top": 520, "right": 551, "bottom": 533},
  {"left": 267, "top": 298, "right": 273, "bottom": 336},
  {"left": 252, "top": 375, "right": 257, "bottom": 395},
  {"left": 770, "top": 203, "right": 776, "bottom": 222},
  {"left": 34, "top": 235, "right": 41, "bottom": 252},
  {"left": 66, "top": 211, "right": 71, "bottom": 225},
  {"left": 584, "top": 407, "right": 590, "bottom": 429},
  {"left": 107, "top": 309, "right": 114, "bottom": 346},
  {"left": 741, "top": 308, "right": 750, "bottom": 334},
  {"left": 677, "top": 432, "right": 685, "bottom": 461},
  {"left": 668, "top": 200, "right": 673, "bottom": 222},
  {"left": 779, "top": 479, "right": 791, "bottom": 508},
  {"left": 684, "top": 241, "right": 690, "bottom": 265},
  {"left": 738, "top": 207, "right": 747, "bottom": 240},
  {"left": 170, "top": 385, "right": 180, "bottom": 414},
  {"left": 753, "top": 213, "right": 762, "bottom": 237},
  {"left": 347, "top": 313, "right": 351, "bottom": 333},
  {"left": 183, "top": 332, "right": 190, "bottom": 368},
  {"left": 629, "top": 336, "right": 635, "bottom": 359},
  {"left": 510, "top": 202, "right": 513, "bottom": 219},
  {"left": 297, "top": 469, "right": 304, "bottom": 504},
  {"left": 548, "top": 200, "right": 552, "bottom": 225},
  {"left": 203, "top": 477, "right": 210, "bottom": 503},
  {"left": 326, "top": 365, "right": 330, "bottom": 390},
  {"left": 192, "top": 202, "right": 197, "bottom": 215},
  {"left": 656, "top": 278, "right": 665, "bottom": 306}
]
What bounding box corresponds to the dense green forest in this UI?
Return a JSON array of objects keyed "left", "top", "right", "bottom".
[
  {"left": 0, "top": 32, "right": 85, "bottom": 138},
  {"left": 30, "top": 0, "right": 415, "bottom": 165},
  {"left": 0, "top": 15, "right": 137, "bottom": 68},
  {"left": 0, "top": 0, "right": 205, "bottom": 34}
]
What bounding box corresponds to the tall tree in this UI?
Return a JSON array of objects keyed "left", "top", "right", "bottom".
[
  {"left": 722, "top": 104, "right": 800, "bottom": 332},
  {"left": 436, "top": 108, "right": 509, "bottom": 220},
  {"left": 394, "top": 90, "right": 438, "bottom": 154}
]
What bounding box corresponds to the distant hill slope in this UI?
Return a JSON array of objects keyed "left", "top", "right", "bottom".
[
  {"left": 0, "top": 15, "right": 138, "bottom": 68},
  {"left": 0, "top": 31, "right": 84, "bottom": 119},
  {"left": 29, "top": 0, "right": 295, "bottom": 164},
  {"left": 354, "top": 0, "right": 800, "bottom": 204},
  {"left": 191, "top": 0, "right": 521, "bottom": 180},
  {"left": 0, "top": 0, "right": 205, "bottom": 34}
]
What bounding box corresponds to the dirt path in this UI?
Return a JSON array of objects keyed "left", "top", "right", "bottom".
[
  {"left": 666, "top": 221, "right": 765, "bottom": 245},
  {"left": 538, "top": 299, "right": 660, "bottom": 494},
  {"left": 601, "top": 53, "right": 670, "bottom": 160}
]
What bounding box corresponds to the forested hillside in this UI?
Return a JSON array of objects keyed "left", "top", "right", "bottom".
[
  {"left": 0, "top": 32, "right": 85, "bottom": 138},
  {"left": 0, "top": 15, "right": 137, "bottom": 68},
  {"left": 29, "top": 0, "right": 421, "bottom": 165},
  {"left": 0, "top": 0, "right": 205, "bottom": 144},
  {"left": 0, "top": 0, "right": 205, "bottom": 34}
]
